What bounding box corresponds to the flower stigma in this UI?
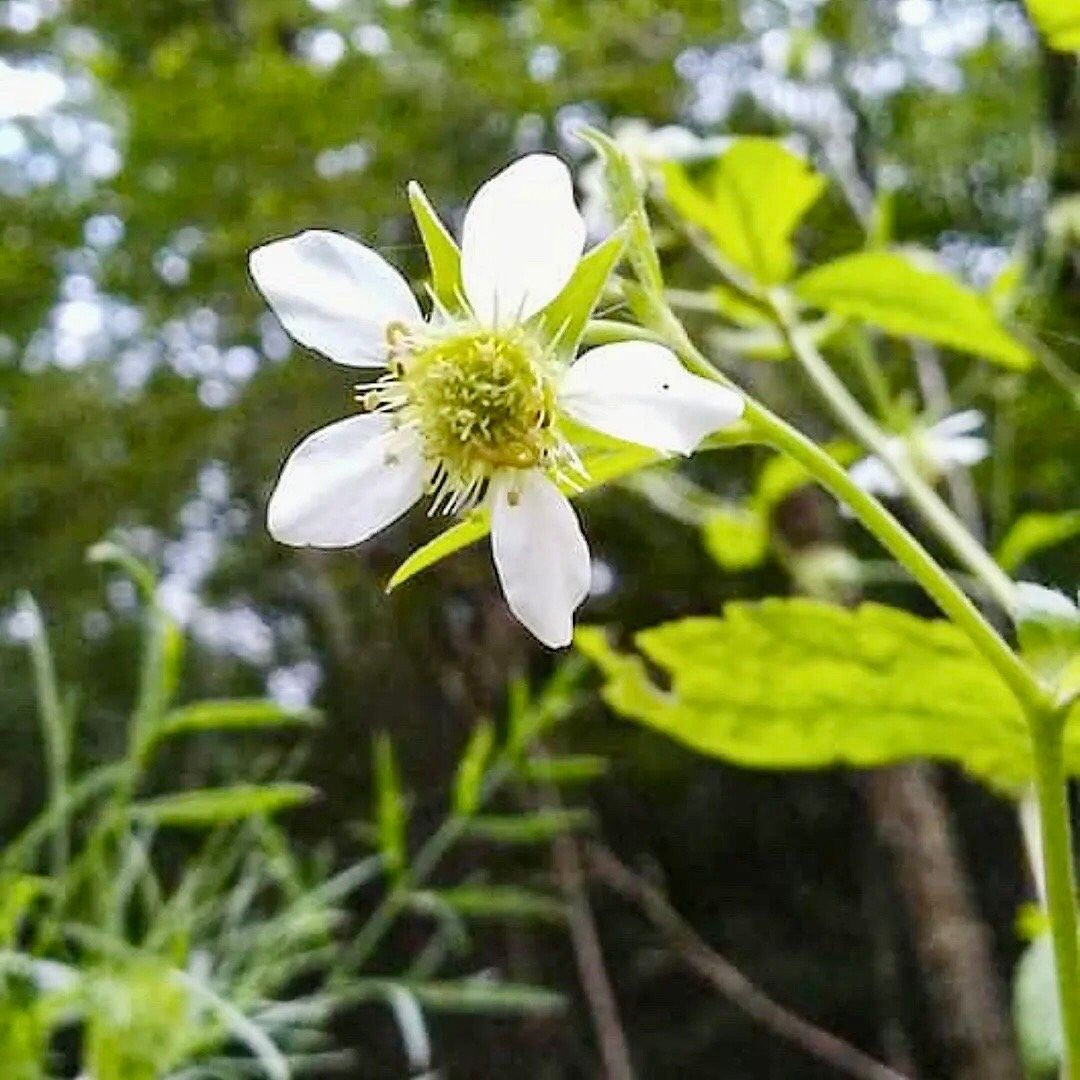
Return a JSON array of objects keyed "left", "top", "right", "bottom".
[{"left": 360, "top": 322, "right": 581, "bottom": 513}]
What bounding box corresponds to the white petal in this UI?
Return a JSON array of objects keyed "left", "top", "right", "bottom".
[
  {"left": 249, "top": 230, "right": 421, "bottom": 368},
  {"left": 1014, "top": 582, "right": 1080, "bottom": 623},
  {"left": 935, "top": 435, "right": 989, "bottom": 468},
  {"left": 558, "top": 342, "right": 744, "bottom": 454},
  {"left": 646, "top": 125, "right": 730, "bottom": 162},
  {"left": 267, "top": 414, "right": 425, "bottom": 548},
  {"left": 929, "top": 409, "right": 985, "bottom": 439},
  {"left": 461, "top": 155, "right": 585, "bottom": 325},
  {"left": 848, "top": 454, "right": 903, "bottom": 498},
  {"left": 490, "top": 470, "right": 591, "bottom": 648}
]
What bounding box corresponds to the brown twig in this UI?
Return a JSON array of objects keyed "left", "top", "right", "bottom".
[
  {"left": 585, "top": 844, "right": 912, "bottom": 1080},
  {"left": 539, "top": 771, "right": 635, "bottom": 1080},
  {"left": 552, "top": 831, "right": 636, "bottom": 1080}
]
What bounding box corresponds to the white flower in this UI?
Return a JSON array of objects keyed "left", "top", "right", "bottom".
[
  {"left": 251, "top": 154, "right": 743, "bottom": 648},
  {"left": 577, "top": 119, "right": 730, "bottom": 236},
  {"left": 848, "top": 410, "right": 989, "bottom": 499},
  {"left": 1014, "top": 582, "right": 1080, "bottom": 625}
]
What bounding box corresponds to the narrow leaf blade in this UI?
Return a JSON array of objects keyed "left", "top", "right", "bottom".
[{"left": 131, "top": 783, "right": 317, "bottom": 827}]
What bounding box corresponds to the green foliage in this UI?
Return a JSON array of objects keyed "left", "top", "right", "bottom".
[
  {"left": 130, "top": 782, "right": 317, "bottom": 827},
  {"left": 453, "top": 720, "right": 495, "bottom": 817},
  {"left": 701, "top": 506, "right": 770, "bottom": 571},
  {"left": 661, "top": 139, "right": 825, "bottom": 285},
  {"left": 467, "top": 810, "right": 593, "bottom": 844},
  {"left": 996, "top": 512, "right": 1080, "bottom": 573},
  {"left": 0, "top": 556, "right": 376, "bottom": 1077},
  {"left": 1013, "top": 933, "right": 1062, "bottom": 1078},
  {"left": 1026, "top": 0, "right": 1080, "bottom": 50},
  {"left": 794, "top": 250, "right": 1033, "bottom": 370},
  {"left": 373, "top": 732, "right": 408, "bottom": 881},
  {"left": 412, "top": 886, "right": 565, "bottom": 924},
  {"left": 577, "top": 599, "right": 1079, "bottom": 791},
  {"left": 518, "top": 755, "right": 610, "bottom": 785}
]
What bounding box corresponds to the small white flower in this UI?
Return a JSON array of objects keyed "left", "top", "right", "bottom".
[
  {"left": 1014, "top": 582, "right": 1080, "bottom": 625},
  {"left": 251, "top": 154, "right": 743, "bottom": 648},
  {"left": 577, "top": 119, "right": 730, "bottom": 236},
  {"left": 849, "top": 410, "right": 989, "bottom": 499}
]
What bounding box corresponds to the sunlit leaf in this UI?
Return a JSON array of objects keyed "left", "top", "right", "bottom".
[
  {"left": 701, "top": 506, "right": 769, "bottom": 570},
  {"left": 795, "top": 250, "right": 1033, "bottom": 370},
  {"left": 131, "top": 783, "right": 317, "bottom": 827},
  {"left": 662, "top": 139, "right": 825, "bottom": 285},
  {"left": 1026, "top": 0, "right": 1080, "bottom": 51},
  {"left": 995, "top": 511, "right": 1080, "bottom": 573},
  {"left": 576, "top": 599, "right": 1080, "bottom": 791}
]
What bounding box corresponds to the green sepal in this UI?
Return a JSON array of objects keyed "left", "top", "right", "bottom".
[
  {"left": 533, "top": 228, "right": 626, "bottom": 361},
  {"left": 407, "top": 179, "right": 465, "bottom": 315}
]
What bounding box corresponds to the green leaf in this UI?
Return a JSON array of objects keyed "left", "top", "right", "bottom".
[
  {"left": 1026, "top": 0, "right": 1080, "bottom": 50},
  {"left": 131, "top": 783, "right": 316, "bottom": 827},
  {"left": 355, "top": 978, "right": 565, "bottom": 1015},
  {"left": 374, "top": 733, "right": 407, "bottom": 878},
  {"left": 386, "top": 443, "right": 659, "bottom": 591},
  {"left": 412, "top": 886, "right": 565, "bottom": 924},
  {"left": 467, "top": 810, "right": 592, "bottom": 844},
  {"left": 1013, "top": 933, "right": 1062, "bottom": 1078},
  {"left": 0, "top": 875, "right": 49, "bottom": 947},
  {"left": 795, "top": 250, "right": 1033, "bottom": 370},
  {"left": 452, "top": 720, "right": 495, "bottom": 816},
  {"left": 701, "top": 506, "right": 769, "bottom": 571},
  {"left": 662, "top": 139, "right": 825, "bottom": 285},
  {"left": 153, "top": 699, "right": 321, "bottom": 742},
  {"left": 995, "top": 512, "right": 1080, "bottom": 573},
  {"left": 575, "top": 599, "right": 1075, "bottom": 791},
  {"left": 533, "top": 229, "right": 626, "bottom": 361},
  {"left": 407, "top": 180, "right": 464, "bottom": 314},
  {"left": 519, "top": 755, "right": 609, "bottom": 785}
]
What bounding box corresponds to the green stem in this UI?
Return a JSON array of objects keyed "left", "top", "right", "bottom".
[
  {"left": 1029, "top": 708, "right": 1080, "bottom": 1075},
  {"left": 768, "top": 290, "right": 1018, "bottom": 612},
  {"left": 609, "top": 312, "right": 1045, "bottom": 715},
  {"left": 743, "top": 399, "right": 1043, "bottom": 713}
]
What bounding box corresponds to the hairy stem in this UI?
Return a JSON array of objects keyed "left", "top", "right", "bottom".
[
  {"left": 1029, "top": 709, "right": 1080, "bottom": 1075},
  {"left": 767, "top": 290, "right": 1017, "bottom": 611}
]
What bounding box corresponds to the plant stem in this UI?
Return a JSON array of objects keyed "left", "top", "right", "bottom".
[
  {"left": 623, "top": 311, "right": 1045, "bottom": 716},
  {"left": 744, "top": 399, "right": 1042, "bottom": 713},
  {"left": 767, "top": 290, "right": 1018, "bottom": 612},
  {"left": 1029, "top": 708, "right": 1080, "bottom": 1076}
]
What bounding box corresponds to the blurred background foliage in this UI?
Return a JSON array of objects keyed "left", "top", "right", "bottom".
[{"left": 0, "top": 0, "right": 1078, "bottom": 1075}]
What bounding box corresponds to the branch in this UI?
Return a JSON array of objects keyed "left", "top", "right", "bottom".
[{"left": 584, "top": 844, "right": 912, "bottom": 1080}]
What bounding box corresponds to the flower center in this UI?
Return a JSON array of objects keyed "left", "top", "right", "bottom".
[{"left": 364, "top": 324, "right": 575, "bottom": 512}]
